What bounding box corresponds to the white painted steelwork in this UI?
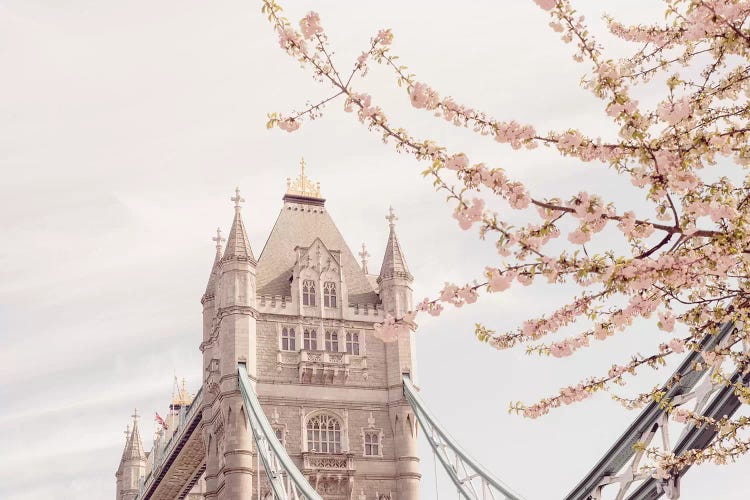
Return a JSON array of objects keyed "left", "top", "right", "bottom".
[
  {"left": 402, "top": 375, "right": 525, "bottom": 500},
  {"left": 238, "top": 364, "right": 323, "bottom": 500}
]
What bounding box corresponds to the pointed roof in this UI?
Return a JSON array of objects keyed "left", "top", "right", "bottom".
[
  {"left": 378, "top": 207, "right": 413, "bottom": 283},
  {"left": 121, "top": 410, "right": 145, "bottom": 463},
  {"left": 222, "top": 188, "right": 256, "bottom": 263},
  {"left": 256, "top": 196, "right": 379, "bottom": 304},
  {"left": 202, "top": 228, "right": 225, "bottom": 302}
]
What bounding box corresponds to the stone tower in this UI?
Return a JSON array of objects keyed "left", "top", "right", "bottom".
[
  {"left": 201, "top": 188, "right": 257, "bottom": 499},
  {"left": 204, "top": 162, "right": 420, "bottom": 499},
  {"left": 114, "top": 161, "right": 420, "bottom": 500},
  {"left": 115, "top": 411, "right": 147, "bottom": 500},
  {"left": 378, "top": 208, "right": 420, "bottom": 500}
]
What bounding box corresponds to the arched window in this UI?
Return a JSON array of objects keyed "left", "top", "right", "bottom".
[
  {"left": 364, "top": 431, "right": 380, "bottom": 456},
  {"left": 281, "top": 327, "right": 296, "bottom": 351},
  {"left": 302, "top": 280, "right": 316, "bottom": 306},
  {"left": 303, "top": 328, "right": 318, "bottom": 350},
  {"left": 346, "top": 331, "right": 360, "bottom": 355},
  {"left": 323, "top": 281, "right": 337, "bottom": 308},
  {"left": 325, "top": 330, "right": 339, "bottom": 352},
  {"left": 306, "top": 414, "right": 342, "bottom": 453}
]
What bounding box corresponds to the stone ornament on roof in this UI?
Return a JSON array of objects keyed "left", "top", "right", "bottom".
[{"left": 286, "top": 157, "right": 322, "bottom": 198}]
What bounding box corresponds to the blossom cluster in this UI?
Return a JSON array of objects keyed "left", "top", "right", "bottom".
[{"left": 260, "top": 0, "right": 750, "bottom": 475}]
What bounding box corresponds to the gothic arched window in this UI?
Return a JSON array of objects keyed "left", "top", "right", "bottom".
[
  {"left": 281, "top": 327, "right": 296, "bottom": 351},
  {"left": 323, "top": 281, "right": 337, "bottom": 308},
  {"left": 303, "top": 328, "right": 318, "bottom": 351},
  {"left": 306, "top": 414, "right": 342, "bottom": 454},
  {"left": 325, "top": 330, "right": 339, "bottom": 352},
  {"left": 346, "top": 331, "right": 360, "bottom": 355},
  {"left": 302, "top": 280, "right": 316, "bottom": 306}
]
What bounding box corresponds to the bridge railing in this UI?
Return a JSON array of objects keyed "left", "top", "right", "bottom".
[
  {"left": 238, "top": 363, "right": 323, "bottom": 500},
  {"left": 139, "top": 387, "right": 204, "bottom": 497},
  {"left": 565, "top": 321, "right": 742, "bottom": 500},
  {"left": 402, "top": 374, "right": 525, "bottom": 500}
]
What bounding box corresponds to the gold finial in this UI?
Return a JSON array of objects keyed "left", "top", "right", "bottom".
[
  {"left": 286, "top": 157, "right": 322, "bottom": 198},
  {"left": 172, "top": 377, "right": 192, "bottom": 406},
  {"left": 386, "top": 206, "right": 398, "bottom": 227}
]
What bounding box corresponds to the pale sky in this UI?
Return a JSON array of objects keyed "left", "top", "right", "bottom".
[{"left": 2, "top": 1, "right": 749, "bottom": 499}]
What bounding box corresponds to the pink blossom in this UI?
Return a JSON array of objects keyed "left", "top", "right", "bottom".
[
  {"left": 299, "top": 12, "right": 323, "bottom": 39},
  {"left": 534, "top": 0, "right": 556, "bottom": 11},
  {"left": 457, "top": 286, "right": 479, "bottom": 304},
  {"left": 668, "top": 338, "right": 686, "bottom": 353},
  {"left": 375, "top": 29, "right": 393, "bottom": 45},
  {"left": 410, "top": 82, "right": 440, "bottom": 110},
  {"left": 278, "top": 27, "right": 306, "bottom": 52},
  {"left": 452, "top": 198, "right": 485, "bottom": 230},
  {"left": 594, "top": 324, "right": 610, "bottom": 340},
  {"left": 607, "top": 103, "right": 625, "bottom": 117},
  {"left": 486, "top": 267, "right": 515, "bottom": 292},
  {"left": 557, "top": 130, "right": 584, "bottom": 150},
  {"left": 427, "top": 303, "right": 444, "bottom": 316},
  {"left": 445, "top": 153, "right": 469, "bottom": 171},
  {"left": 550, "top": 341, "right": 573, "bottom": 358},
  {"left": 567, "top": 228, "right": 591, "bottom": 245},
  {"left": 658, "top": 310, "right": 675, "bottom": 332},
  {"left": 657, "top": 97, "right": 692, "bottom": 126},
  {"left": 278, "top": 118, "right": 301, "bottom": 132}
]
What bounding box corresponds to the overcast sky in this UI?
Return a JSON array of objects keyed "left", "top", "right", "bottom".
[{"left": 2, "top": 1, "right": 750, "bottom": 499}]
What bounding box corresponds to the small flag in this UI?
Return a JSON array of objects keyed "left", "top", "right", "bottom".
[{"left": 155, "top": 412, "right": 168, "bottom": 430}]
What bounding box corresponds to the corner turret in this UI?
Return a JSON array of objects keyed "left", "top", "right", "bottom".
[
  {"left": 378, "top": 207, "right": 420, "bottom": 499},
  {"left": 377, "top": 206, "right": 414, "bottom": 318},
  {"left": 115, "top": 410, "right": 146, "bottom": 500},
  {"left": 201, "top": 187, "right": 257, "bottom": 498}
]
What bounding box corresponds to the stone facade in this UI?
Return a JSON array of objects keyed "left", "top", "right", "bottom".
[{"left": 116, "top": 166, "right": 420, "bottom": 500}]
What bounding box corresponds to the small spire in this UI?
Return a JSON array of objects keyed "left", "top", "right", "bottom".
[
  {"left": 359, "top": 243, "right": 371, "bottom": 274},
  {"left": 124, "top": 424, "right": 130, "bottom": 443},
  {"left": 121, "top": 410, "right": 145, "bottom": 462},
  {"left": 222, "top": 187, "right": 256, "bottom": 262},
  {"left": 378, "top": 206, "right": 413, "bottom": 283},
  {"left": 203, "top": 228, "right": 225, "bottom": 302},
  {"left": 213, "top": 227, "right": 225, "bottom": 254}
]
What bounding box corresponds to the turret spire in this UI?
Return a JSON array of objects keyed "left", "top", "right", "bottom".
[
  {"left": 122, "top": 409, "right": 145, "bottom": 461},
  {"left": 359, "top": 243, "right": 371, "bottom": 274},
  {"left": 202, "top": 227, "right": 225, "bottom": 302},
  {"left": 378, "top": 206, "right": 412, "bottom": 283},
  {"left": 213, "top": 227, "right": 225, "bottom": 255},
  {"left": 223, "top": 187, "right": 255, "bottom": 262}
]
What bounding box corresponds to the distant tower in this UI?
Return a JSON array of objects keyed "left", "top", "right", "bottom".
[
  {"left": 115, "top": 410, "right": 146, "bottom": 500},
  {"left": 201, "top": 188, "right": 257, "bottom": 499},
  {"left": 377, "top": 207, "right": 420, "bottom": 500}
]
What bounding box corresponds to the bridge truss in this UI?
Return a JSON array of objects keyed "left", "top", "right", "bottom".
[
  {"left": 403, "top": 375, "right": 525, "bottom": 500},
  {"left": 238, "top": 364, "right": 324, "bottom": 500},
  {"left": 142, "top": 323, "right": 748, "bottom": 500},
  {"left": 565, "top": 322, "right": 748, "bottom": 500}
]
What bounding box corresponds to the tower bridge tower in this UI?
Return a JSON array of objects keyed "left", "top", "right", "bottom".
[{"left": 116, "top": 161, "right": 420, "bottom": 500}]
